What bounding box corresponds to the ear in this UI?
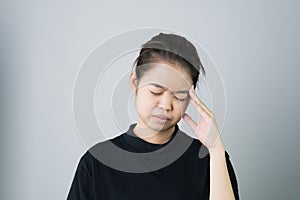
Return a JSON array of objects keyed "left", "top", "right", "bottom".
[{"left": 129, "top": 71, "right": 138, "bottom": 95}]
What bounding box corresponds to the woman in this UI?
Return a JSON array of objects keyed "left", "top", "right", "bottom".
[{"left": 67, "top": 33, "right": 239, "bottom": 199}]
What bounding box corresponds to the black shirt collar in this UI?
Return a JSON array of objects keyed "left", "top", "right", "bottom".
[{"left": 122, "top": 123, "right": 179, "bottom": 153}]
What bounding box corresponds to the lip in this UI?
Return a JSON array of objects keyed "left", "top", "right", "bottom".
[
  {"left": 152, "top": 115, "right": 170, "bottom": 120},
  {"left": 152, "top": 115, "right": 170, "bottom": 123}
]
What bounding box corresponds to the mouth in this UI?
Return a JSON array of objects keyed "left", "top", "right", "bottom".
[{"left": 152, "top": 115, "right": 170, "bottom": 123}]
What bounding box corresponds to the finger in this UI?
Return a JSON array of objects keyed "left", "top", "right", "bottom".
[
  {"left": 184, "top": 112, "right": 207, "bottom": 145},
  {"left": 189, "top": 92, "right": 212, "bottom": 118},
  {"left": 190, "top": 98, "right": 207, "bottom": 119},
  {"left": 189, "top": 86, "right": 213, "bottom": 117},
  {"left": 182, "top": 113, "right": 197, "bottom": 132},
  {"left": 189, "top": 86, "right": 211, "bottom": 115}
]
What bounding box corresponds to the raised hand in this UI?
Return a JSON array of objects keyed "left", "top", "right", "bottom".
[{"left": 183, "top": 85, "right": 224, "bottom": 153}]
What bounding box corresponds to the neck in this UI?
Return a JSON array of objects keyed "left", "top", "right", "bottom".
[{"left": 133, "top": 123, "right": 175, "bottom": 144}]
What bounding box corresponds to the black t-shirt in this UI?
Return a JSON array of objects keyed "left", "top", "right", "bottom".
[{"left": 67, "top": 123, "right": 239, "bottom": 199}]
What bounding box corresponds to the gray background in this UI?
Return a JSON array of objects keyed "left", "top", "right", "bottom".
[{"left": 1, "top": 0, "right": 299, "bottom": 199}]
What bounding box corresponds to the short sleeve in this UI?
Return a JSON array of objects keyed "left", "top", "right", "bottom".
[
  {"left": 67, "top": 151, "right": 94, "bottom": 200},
  {"left": 225, "top": 151, "right": 240, "bottom": 200}
]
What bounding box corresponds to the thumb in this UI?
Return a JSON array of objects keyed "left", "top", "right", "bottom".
[{"left": 182, "top": 113, "right": 197, "bottom": 132}]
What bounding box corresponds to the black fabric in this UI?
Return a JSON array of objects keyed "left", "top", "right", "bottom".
[{"left": 67, "top": 123, "right": 239, "bottom": 200}]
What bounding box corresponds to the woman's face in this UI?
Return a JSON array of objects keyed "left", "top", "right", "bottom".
[{"left": 130, "top": 62, "right": 193, "bottom": 133}]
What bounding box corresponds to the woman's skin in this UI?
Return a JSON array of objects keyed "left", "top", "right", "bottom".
[
  {"left": 130, "top": 62, "right": 235, "bottom": 200},
  {"left": 184, "top": 85, "right": 236, "bottom": 200}
]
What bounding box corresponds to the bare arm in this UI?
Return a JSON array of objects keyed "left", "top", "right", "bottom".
[
  {"left": 183, "top": 85, "right": 236, "bottom": 199},
  {"left": 209, "top": 140, "right": 235, "bottom": 200}
]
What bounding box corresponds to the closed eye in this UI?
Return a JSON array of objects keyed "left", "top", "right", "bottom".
[
  {"left": 150, "top": 91, "right": 163, "bottom": 95},
  {"left": 174, "top": 96, "right": 186, "bottom": 102},
  {"left": 150, "top": 91, "right": 187, "bottom": 101}
]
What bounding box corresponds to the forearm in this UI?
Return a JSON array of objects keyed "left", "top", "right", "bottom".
[{"left": 209, "top": 140, "right": 235, "bottom": 200}]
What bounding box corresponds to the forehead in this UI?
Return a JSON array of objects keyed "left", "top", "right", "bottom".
[{"left": 138, "top": 63, "right": 192, "bottom": 90}]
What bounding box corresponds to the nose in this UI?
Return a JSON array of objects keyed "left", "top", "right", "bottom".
[{"left": 158, "top": 91, "right": 173, "bottom": 111}]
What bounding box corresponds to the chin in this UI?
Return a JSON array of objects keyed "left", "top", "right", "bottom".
[{"left": 148, "top": 120, "right": 175, "bottom": 132}]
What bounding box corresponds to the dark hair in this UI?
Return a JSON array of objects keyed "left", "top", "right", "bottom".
[{"left": 133, "top": 32, "right": 205, "bottom": 88}]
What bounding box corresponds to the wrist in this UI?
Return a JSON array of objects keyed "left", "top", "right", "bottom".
[{"left": 209, "top": 139, "right": 225, "bottom": 159}]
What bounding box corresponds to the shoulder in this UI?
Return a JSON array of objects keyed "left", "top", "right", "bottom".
[
  {"left": 77, "top": 136, "right": 120, "bottom": 165},
  {"left": 78, "top": 134, "right": 125, "bottom": 165},
  {"left": 178, "top": 130, "right": 234, "bottom": 161},
  {"left": 172, "top": 129, "right": 211, "bottom": 161},
  {"left": 87, "top": 134, "right": 124, "bottom": 153}
]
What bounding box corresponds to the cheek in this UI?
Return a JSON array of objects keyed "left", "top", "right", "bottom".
[
  {"left": 135, "top": 91, "right": 156, "bottom": 113},
  {"left": 137, "top": 91, "right": 155, "bottom": 105},
  {"left": 177, "top": 101, "right": 190, "bottom": 114}
]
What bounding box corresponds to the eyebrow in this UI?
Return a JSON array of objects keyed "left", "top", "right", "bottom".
[{"left": 149, "top": 83, "right": 189, "bottom": 94}]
